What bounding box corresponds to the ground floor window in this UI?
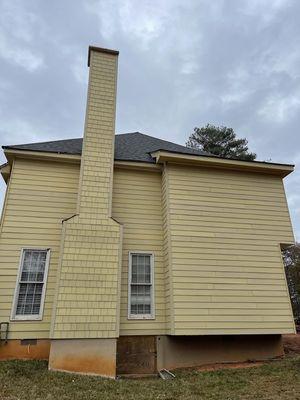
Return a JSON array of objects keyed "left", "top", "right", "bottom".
[
  {"left": 128, "top": 252, "right": 154, "bottom": 319},
  {"left": 11, "top": 248, "right": 50, "bottom": 320}
]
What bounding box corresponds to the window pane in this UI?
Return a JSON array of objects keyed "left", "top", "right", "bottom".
[
  {"left": 145, "top": 263, "right": 151, "bottom": 283},
  {"left": 130, "top": 284, "right": 151, "bottom": 315},
  {"left": 132, "top": 255, "right": 138, "bottom": 267},
  {"left": 131, "top": 304, "right": 138, "bottom": 314},
  {"left": 21, "top": 250, "right": 47, "bottom": 282},
  {"left": 131, "top": 254, "right": 151, "bottom": 284},
  {"left": 16, "top": 283, "right": 43, "bottom": 315},
  {"left": 130, "top": 253, "right": 153, "bottom": 316},
  {"left": 131, "top": 264, "right": 137, "bottom": 283},
  {"left": 15, "top": 249, "right": 48, "bottom": 317}
]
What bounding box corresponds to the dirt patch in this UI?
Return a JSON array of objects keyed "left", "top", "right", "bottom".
[
  {"left": 196, "top": 361, "right": 265, "bottom": 372},
  {"left": 282, "top": 334, "right": 300, "bottom": 355}
]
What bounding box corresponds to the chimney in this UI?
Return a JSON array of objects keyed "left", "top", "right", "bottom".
[
  {"left": 78, "top": 46, "right": 119, "bottom": 219},
  {"left": 49, "top": 47, "right": 122, "bottom": 378}
]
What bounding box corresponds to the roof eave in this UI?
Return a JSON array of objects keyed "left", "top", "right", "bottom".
[
  {"left": 0, "top": 162, "right": 11, "bottom": 183},
  {"left": 3, "top": 148, "right": 81, "bottom": 164},
  {"left": 150, "top": 150, "right": 294, "bottom": 178},
  {"left": 114, "top": 160, "right": 161, "bottom": 171}
]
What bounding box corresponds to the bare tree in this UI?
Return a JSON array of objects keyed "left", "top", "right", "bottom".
[{"left": 282, "top": 244, "right": 300, "bottom": 323}]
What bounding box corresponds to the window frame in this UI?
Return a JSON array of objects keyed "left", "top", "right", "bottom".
[
  {"left": 11, "top": 247, "right": 51, "bottom": 321},
  {"left": 128, "top": 251, "right": 155, "bottom": 320}
]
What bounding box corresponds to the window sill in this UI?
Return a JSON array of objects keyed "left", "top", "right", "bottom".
[
  {"left": 128, "top": 315, "right": 155, "bottom": 320},
  {"left": 10, "top": 316, "right": 42, "bottom": 322}
]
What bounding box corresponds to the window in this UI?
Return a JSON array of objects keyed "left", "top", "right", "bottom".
[
  {"left": 128, "top": 252, "right": 154, "bottom": 319},
  {"left": 11, "top": 248, "right": 50, "bottom": 320}
]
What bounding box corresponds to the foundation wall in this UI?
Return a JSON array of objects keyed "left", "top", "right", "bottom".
[
  {"left": 48, "top": 338, "right": 117, "bottom": 378},
  {"left": 117, "top": 335, "right": 156, "bottom": 375},
  {"left": 1, "top": 335, "right": 284, "bottom": 376},
  {"left": 157, "top": 334, "right": 284, "bottom": 371},
  {"left": 0, "top": 339, "right": 50, "bottom": 360}
]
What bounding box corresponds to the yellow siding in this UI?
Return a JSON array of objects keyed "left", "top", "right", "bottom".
[
  {"left": 0, "top": 155, "right": 295, "bottom": 339},
  {"left": 50, "top": 217, "right": 121, "bottom": 339},
  {"left": 161, "top": 166, "right": 173, "bottom": 333},
  {"left": 112, "top": 167, "right": 166, "bottom": 335},
  {"left": 51, "top": 49, "right": 122, "bottom": 339},
  {"left": 167, "top": 163, "right": 295, "bottom": 335},
  {"left": 0, "top": 158, "right": 79, "bottom": 339}
]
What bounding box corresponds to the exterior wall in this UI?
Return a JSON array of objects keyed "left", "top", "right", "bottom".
[
  {"left": 0, "top": 158, "right": 79, "bottom": 339},
  {"left": 166, "top": 163, "right": 295, "bottom": 335},
  {"left": 0, "top": 339, "right": 50, "bottom": 360},
  {"left": 161, "top": 166, "right": 173, "bottom": 334},
  {"left": 112, "top": 167, "right": 166, "bottom": 335},
  {"left": 49, "top": 338, "right": 116, "bottom": 377},
  {"left": 0, "top": 157, "right": 295, "bottom": 343},
  {"left": 50, "top": 217, "right": 121, "bottom": 339},
  {"left": 0, "top": 161, "right": 166, "bottom": 342},
  {"left": 156, "top": 335, "right": 284, "bottom": 371},
  {"left": 51, "top": 49, "right": 122, "bottom": 340}
]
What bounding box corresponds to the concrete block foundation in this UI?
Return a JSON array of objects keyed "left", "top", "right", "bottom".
[
  {"left": 48, "top": 338, "right": 117, "bottom": 378},
  {"left": 0, "top": 339, "right": 50, "bottom": 360},
  {"left": 1, "top": 335, "right": 284, "bottom": 377}
]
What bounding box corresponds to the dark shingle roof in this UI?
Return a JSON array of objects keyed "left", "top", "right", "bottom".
[{"left": 3, "top": 132, "right": 209, "bottom": 163}]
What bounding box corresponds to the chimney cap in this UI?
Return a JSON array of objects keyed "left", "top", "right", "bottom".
[{"left": 88, "top": 46, "right": 119, "bottom": 66}]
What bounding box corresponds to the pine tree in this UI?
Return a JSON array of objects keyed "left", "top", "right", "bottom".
[{"left": 186, "top": 124, "right": 256, "bottom": 161}]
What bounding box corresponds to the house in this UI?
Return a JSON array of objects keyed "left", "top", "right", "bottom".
[{"left": 0, "top": 46, "right": 296, "bottom": 378}]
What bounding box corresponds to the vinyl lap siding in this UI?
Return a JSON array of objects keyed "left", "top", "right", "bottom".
[
  {"left": 112, "top": 167, "right": 166, "bottom": 335},
  {"left": 162, "top": 167, "right": 173, "bottom": 333},
  {"left": 0, "top": 158, "right": 79, "bottom": 339},
  {"left": 167, "top": 163, "right": 295, "bottom": 335},
  {"left": 0, "top": 158, "right": 295, "bottom": 339}
]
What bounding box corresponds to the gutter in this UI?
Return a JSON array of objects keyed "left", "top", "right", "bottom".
[{"left": 150, "top": 150, "right": 294, "bottom": 178}]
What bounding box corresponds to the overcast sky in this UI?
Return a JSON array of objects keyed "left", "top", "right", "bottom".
[{"left": 0, "top": 0, "right": 299, "bottom": 239}]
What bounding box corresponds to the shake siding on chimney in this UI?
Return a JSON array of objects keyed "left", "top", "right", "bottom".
[
  {"left": 78, "top": 51, "right": 117, "bottom": 219},
  {"left": 50, "top": 48, "right": 122, "bottom": 339}
]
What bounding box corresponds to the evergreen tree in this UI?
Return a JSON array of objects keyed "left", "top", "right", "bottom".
[{"left": 186, "top": 124, "right": 256, "bottom": 161}]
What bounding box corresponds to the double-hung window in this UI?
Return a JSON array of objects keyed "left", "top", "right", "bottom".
[
  {"left": 11, "top": 248, "right": 50, "bottom": 320},
  {"left": 128, "top": 252, "right": 154, "bottom": 319}
]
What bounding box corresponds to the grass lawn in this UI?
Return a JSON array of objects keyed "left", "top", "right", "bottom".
[{"left": 0, "top": 356, "right": 300, "bottom": 400}]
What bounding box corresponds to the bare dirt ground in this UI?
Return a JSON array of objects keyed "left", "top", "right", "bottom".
[
  {"left": 282, "top": 333, "right": 300, "bottom": 355},
  {"left": 197, "top": 361, "right": 265, "bottom": 372}
]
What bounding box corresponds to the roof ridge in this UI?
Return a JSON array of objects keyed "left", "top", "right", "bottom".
[{"left": 117, "top": 131, "right": 195, "bottom": 150}]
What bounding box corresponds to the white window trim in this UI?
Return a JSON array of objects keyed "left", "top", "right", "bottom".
[
  {"left": 128, "top": 251, "right": 155, "bottom": 320},
  {"left": 10, "top": 247, "right": 51, "bottom": 321}
]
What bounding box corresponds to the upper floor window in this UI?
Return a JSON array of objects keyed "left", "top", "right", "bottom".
[
  {"left": 11, "top": 248, "right": 50, "bottom": 320},
  {"left": 128, "top": 252, "right": 155, "bottom": 319}
]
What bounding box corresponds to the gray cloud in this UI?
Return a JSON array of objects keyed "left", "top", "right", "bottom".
[{"left": 0, "top": 0, "right": 299, "bottom": 238}]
